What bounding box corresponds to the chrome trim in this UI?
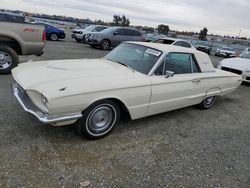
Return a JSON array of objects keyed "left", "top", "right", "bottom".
[{"left": 12, "top": 83, "right": 82, "bottom": 124}]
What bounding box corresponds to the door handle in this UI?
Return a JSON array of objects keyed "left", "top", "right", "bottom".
[{"left": 192, "top": 79, "right": 201, "bottom": 84}]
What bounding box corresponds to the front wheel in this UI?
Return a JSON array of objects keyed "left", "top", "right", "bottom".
[
  {"left": 50, "top": 33, "right": 58, "bottom": 41},
  {"left": 0, "top": 45, "right": 18, "bottom": 74},
  {"left": 198, "top": 96, "right": 217, "bottom": 110},
  {"left": 75, "top": 100, "right": 120, "bottom": 139},
  {"left": 100, "top": 39, "right": 110, "bottom": 50}
]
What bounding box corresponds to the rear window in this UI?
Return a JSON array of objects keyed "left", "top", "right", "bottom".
[
  {"left": 155, "top": 39, "right": 174, "bottom": 44},
  {"left": 125, "top": 29, "right": 142, "bottom": 36},
  {"left": 0, "top": 13, "right": 25, "bottom": 23}
]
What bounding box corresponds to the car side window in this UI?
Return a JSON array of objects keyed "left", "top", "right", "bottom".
[
  {"left": 173, "top": 41, "right": 183, "bottom": 47},
  {"left": 0, "top": 14, "right": 7, "bottom": 21},
  {"left": 182, "top": 42, "right": 192, "bottom": 48},
  {"left": 163, "top": 53, "right": 200, "bottom": 75},
  {"left": 116, "top": 29, "right": 126, "bottom": 36},
  {"left": 125, "top": 29, "right": 141, "bottom": 36}
]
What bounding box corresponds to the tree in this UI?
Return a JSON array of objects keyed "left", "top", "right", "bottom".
[
  {"left": 112, "top": 15, "right": 130, "bottom": 26},
  {"left": 158, "top": 24, "right": 169, "bottom": 34},
  {"left": 121, "top": 15, "right": 130, "bottom": 26},
  {"left": 113, "top": 15, "right": 121, "bottom": 26},
  {"left": 199, "top": 27, "right": 208, "bottom": 40}
]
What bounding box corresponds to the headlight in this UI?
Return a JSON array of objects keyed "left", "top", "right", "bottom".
[{"left": 41, "top": 95, "right": 49, "bottom": 108}]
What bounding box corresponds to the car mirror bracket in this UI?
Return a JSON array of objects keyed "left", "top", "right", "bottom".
[{"left": 165, "top": 71, "right": 175, "bottom": 78}]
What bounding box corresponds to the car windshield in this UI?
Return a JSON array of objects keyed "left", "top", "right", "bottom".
[
  {"left": 83, "top": 25, "right": 96, "bottom": 31},
  {"left": 92, "top": 26, "right": 108, "bottom": 32},
  {"left": 104, "top": 43, "right": 162, "bottom": 74},
  {"left": 222, "top": 47, "right": 233, "bottom": 51},
  {"left": 154, "top": 39, "right": 174, "bottom": 44}
]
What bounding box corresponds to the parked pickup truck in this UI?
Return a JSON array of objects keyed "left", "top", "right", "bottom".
[{"left": 0, "top": 11, "right": 46, "bottom": 74}]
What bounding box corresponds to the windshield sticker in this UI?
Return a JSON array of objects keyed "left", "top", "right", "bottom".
[{"left": 145, "top": 49, "right": 161, "bottom": 56}]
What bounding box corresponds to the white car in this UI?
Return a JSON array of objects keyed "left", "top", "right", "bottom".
[
  {"left": 71, "top": 25, "right": 108, "bottom": 43},
  {"left": 218, "top": 57, "right": 250, "bottom": 83},
  {"left": 153, "top": 37, "right": 196, "bottom": 49},
  {"left": 240, "top": 47, "right": 250, "bottom": 58},
  {"left": 12, "top": 42, "right": 242, "bottom": 139},
  {"left": 215, "top": 47, "right": 236, "bottom": 58}
]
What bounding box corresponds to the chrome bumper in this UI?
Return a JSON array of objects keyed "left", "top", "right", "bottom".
[{"left": 12, "top": 83, "right": 82, "bottom": 124}]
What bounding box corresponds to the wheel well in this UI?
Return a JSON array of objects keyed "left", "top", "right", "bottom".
[
  {"left": 0, "top": 36, "right": 22, "bottom": 55},
  {"left": 102, "top": 39, "right": 111, "bottom": 44},
  {"left": 109, "top": 98, "right": 131, "bottom": 120},
  {"left": 87, "top": 98, "right": 132, "bottom": 120}
]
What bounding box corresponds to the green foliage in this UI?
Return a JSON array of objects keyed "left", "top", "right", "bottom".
[
  {"left": 112, "top": 15, "right": 130, "bottom": 26},
  {"left": 158, "top": 24, "right": 169, "bottom": 34},
  {"left": 199, "top": 27, "right": 208, "bottom": 40}
]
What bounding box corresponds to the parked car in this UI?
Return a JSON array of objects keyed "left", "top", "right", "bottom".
[
  {"left": 35, "top": 22, "right": 65, "bottom": 41},
  {"left": 143, "top": 33, "right": 166, "bottom": 42},
  {"left": 195, "top": 41, "right": 211, "bottom": 55},
  {"left": 240, "top": 47, "right": 250, "bottom": 58},
  {"left": 218, "top": 57, "right": 250, "bottom": 83},
  {"left": 12, "top": 42, "right": 242, "bottom": 139},
  {"left": 215, "top": 47, "right": 236, "bottom": 58},
  {"left": 153, "top": 37, "right": 196, "bottom": 49},
  {"left": 71, "top": 25, "right": 109, "bottom": 43},
  {"left": 0, "top": 11, "right": 45, "bottom": 74},
  {"left": 86, "top": 27, "right": 144, "bottom": 50}
]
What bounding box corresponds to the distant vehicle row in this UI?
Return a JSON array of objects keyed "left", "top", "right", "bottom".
[{"left": 72, "top": 25, "right": 197, "bottom": 50}]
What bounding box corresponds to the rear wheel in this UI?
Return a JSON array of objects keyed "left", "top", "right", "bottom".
[
  {"left": 75, "top": 100, "right": 120, "bottom": 139},
  {"left": 198, "top": 96, "right": 217, "bottom": 110},
  {"left": 0, "top": 45, "right": 18, "bottom": 75},
  {"left": 100, "top": 39, "right": 110, "bottom": 50}
]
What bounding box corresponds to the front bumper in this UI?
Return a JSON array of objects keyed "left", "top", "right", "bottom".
[
  {"left": 87, "top": 38, "right": 101, "bottom": 45},
  {"left": 220, "top": 52, "right": 236, "bottom": 57},
  {"left": 12, "top": 83, "right": 82, "bottom": 124}
]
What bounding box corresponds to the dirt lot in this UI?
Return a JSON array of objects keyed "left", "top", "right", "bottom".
[{"left": 0, "top": 34, "right": 250, "bottom": 188}]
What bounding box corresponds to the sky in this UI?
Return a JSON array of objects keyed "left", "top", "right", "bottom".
[{"left": 1, "top": 0, "right": 250, "bottom": 37}]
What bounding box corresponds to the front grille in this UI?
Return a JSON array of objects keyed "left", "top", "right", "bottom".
[
  {"left": 86, "top": 33, "right": 92, "bottom": 38},
  {"left": 246, "top": 77, "right": 250, "bottom": 81},
  {"left": 221, "top": 67, "right": 242, "bottom": 75}
]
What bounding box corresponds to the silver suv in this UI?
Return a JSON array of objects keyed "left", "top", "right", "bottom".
[
  {"left": 86, "top": 27, "right": 144, "bottom": 50},
  {"left": 72, "top": 25, "right": 109, "bottom": 43}
]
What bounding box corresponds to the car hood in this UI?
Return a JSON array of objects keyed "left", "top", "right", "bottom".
[
  {"left": 12, "top": 59, "right": 148, "bottom": 99},
  {"left": 220, "top": 58, "right": 250, "bottom": 71}
]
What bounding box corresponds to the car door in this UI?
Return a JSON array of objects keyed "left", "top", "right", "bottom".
[
  {"left": 147, "top": 52, "right": 204, "bottom": 116},
  {"left": 112, "top": 29, "right": 126, "bottom": 46}
]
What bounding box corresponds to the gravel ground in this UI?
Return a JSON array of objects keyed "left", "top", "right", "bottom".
[{"left": 0, "top": 33, "right": 250, "bottom": 188}]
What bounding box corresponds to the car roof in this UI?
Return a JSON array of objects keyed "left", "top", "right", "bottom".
[{"left": 127, "top": 41, "right": 199, "bottom": 54}]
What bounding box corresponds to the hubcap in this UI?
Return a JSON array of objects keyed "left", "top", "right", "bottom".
[
  {"left": 87, "top": 105, "right": 115, "bottom": 134},
  {"left": 51, "top": 34, "right": 58, "bottom": 40},
  {"left": 0, "top": 52, "right": 12, "bottom": 70},
  {"left": 205, "top": 96, "right": 215, "bottom": 106},
  {"left": 102, "top": 41, "right": 109, "bottom": 49}
]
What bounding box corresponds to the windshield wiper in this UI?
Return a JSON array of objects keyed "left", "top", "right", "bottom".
[
  {"left": 106, "top": 59, "right": 135, "bottom": 72},
  {"left": 116, "top": 61, "right": 135, "bottom": 72}
]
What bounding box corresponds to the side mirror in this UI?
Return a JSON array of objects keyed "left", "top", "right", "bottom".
[
  {"left": 113, "top": 32, "right": 118, "bottom": 36},
  {"left": 165, "top": 71, "right": 174, "bottom": 78}
]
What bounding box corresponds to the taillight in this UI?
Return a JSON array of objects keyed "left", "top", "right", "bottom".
[{"left": 42, "top": 30, "right": 46, "bottom": 42}]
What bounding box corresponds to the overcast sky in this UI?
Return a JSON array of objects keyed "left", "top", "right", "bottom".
[{"left": 1, "top": 0, "right": 250, "bottom": 37}]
